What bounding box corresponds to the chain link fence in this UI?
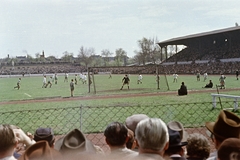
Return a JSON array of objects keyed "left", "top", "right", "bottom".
[{"left": 0, "top": 101, "right": 239, "bottom": 152}]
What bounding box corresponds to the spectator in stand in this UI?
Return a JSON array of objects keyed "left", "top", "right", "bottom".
[
  {"left": 203, "top": 80, "right": 213, "bottom": 88},
  {"left": 178, "top": 82, "right": 188, "bottom": 96},
  {"left": 0, "top": 124, "right": 18, "bottom": 160},
  {"left": 205, "top": 110, "right": 240, "bottom": 160},
  {"left": 186, "top": 133, "right": 210, "bottom": 160},
  {"left": 33, "top": 127, "right": 55, "bottom": 148},
  {"left": 217, "top": 138, "right": 240, "bottom": 160},
  {"left": 104, "top": 122, "right": 137, "bottom": 159},
  {"left": 134, "top": 118, "right": 169, "bottom": 160},
  {"left": 164, "top": 121, "right": 188, "bottom": 160}
]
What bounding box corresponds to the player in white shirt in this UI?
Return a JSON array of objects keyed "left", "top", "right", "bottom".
[
  {"left": 42, "top": 75, "right": 47, "bottom": 88},
  {"left": 137, "top": 74, "right": 143, "bottom": 84},
  {"left": 173, "top": 73, "right": 178, "bottom": 83},
  {"left": 203, "top": 72, "right": 208, "bottom": 82}
]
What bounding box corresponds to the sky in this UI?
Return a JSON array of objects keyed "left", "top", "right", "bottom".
[{"left": 1, "top": 0, "right": 240, "bottom": 59}]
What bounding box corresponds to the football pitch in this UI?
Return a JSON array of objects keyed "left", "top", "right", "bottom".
[
  {"left": 0, "top": 73, "right": 239, "bottom": 135},
  {"left": 0, "top": 73, "right": 239, "bottom": 111}
]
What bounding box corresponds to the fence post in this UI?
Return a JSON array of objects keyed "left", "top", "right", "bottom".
[{"left": 80, "top": 105, "right": 83, "bottom": 131}]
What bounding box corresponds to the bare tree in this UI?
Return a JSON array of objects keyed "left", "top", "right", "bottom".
[
  {"left": 135, "top": 37, "right": 161, "bottom": 65},
  {"left": 115, "top": 48, "right": 127, "bottom": 66},
  {"left": 78, "top": 46, "right": 95, "bottom": 67},
  {"left": 101, "top": 49, "right": 113, "bottom": 66}
]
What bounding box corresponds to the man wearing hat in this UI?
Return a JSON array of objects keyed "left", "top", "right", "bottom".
[
  {"left": 34, "top": 127, "right": 55, "bottom": 148},
  {"left": 164, "top": 121, "right": 188, "bottom": 160},
  {"left": 125, "top": 114, "right": 149, "bottom": 150},
  {"left": 54, "top": 128, "right": 98, "bottom": 158},
  {"left": 205, "top": 110, "right": 240, "bottom": 160}
]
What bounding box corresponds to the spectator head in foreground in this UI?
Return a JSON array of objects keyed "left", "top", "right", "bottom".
[
  {"left": 34, "top": 127, "right": 55, "bottom": 147},
  {"left": 186, "top": 133, "right": 210, "bottom": 160},
  {"left": 135, "top": 118, "right": 169, "bottom": 158},
  {"left": 217, "top": 138, "right": 240, "bottom": 160},
  {"left": 205, "top": 110, "right": 240, "bottom": 147},
  {"left": 164, "top": 121, "right": 188, "bottom": 159},
  {"left": 205, "top": 110, "right": 240, "bottom": 159},
  {"left": 104, "top": 122, "right": 137, "bottom": 158},
  {"left": 54, "top": 129, "right": 96, "bottom": 155},
  {"left": 18, "top": 141, "right": 62, "bottom": 160},
  {"left": 104, "top": 122, "right": 128, "bottom": 147},
  {"left": 0, "top": 124, "right": 18, "bottom": 159},
  {"left": 125, "top": 114, "right": 149, "bottom": 133}
]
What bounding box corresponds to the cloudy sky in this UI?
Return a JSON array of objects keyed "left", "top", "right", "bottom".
[{"left": 0, "top": 0, "right": 240, "bottom": 59}]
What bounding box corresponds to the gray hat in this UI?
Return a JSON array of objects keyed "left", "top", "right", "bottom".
[{"left": 125, "top": 114, "right": 149, "bottom": 133}]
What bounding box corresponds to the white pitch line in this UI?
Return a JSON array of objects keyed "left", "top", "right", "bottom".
[{"left": 24, "top": 93, "right": 32, "bottom": 97}]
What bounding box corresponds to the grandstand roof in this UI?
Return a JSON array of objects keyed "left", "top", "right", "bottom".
[{"left": 158, "top": 26, "right": 240, "bottom": 47}]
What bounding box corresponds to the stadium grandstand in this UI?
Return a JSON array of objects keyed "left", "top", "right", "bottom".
[{"left": 158, "top": 25, "right": 240, "bottom": 74}]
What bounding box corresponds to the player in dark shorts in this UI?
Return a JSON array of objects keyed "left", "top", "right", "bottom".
[
  {"left": 236, "top": 70, "right": 239, "bottom": 80},
  {"left": 70, "top": 79, "right": 74, "bottom": 97},
  {"left": 120, "top": 74, "right": 130, "bottom": 90},
  {"left": 14, "top": 78, "right": 21, "bottom": 90}
]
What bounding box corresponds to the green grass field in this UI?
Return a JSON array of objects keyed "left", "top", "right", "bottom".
[
  {"left": 0, "top": 73, "right": 239, "bottom": 134},
  {"left": 0, "top": 73, "right": 239, "bottom": 111}
]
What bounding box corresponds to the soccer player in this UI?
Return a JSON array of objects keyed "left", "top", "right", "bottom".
[
  {"left": 14, "top": 78, "right": 21, "bottom": 90},
  {"left": 54, "top": 73, "right": 58, "bottom": 84},
  {"left": 236, "top": 70, "right": 239, "bottom": 80},
  {"left": 173, "top": 73, "right": 178, "bottom": 83},
  {"left": 196, "top": 71, "right": 201, "bottom": 81},
  {"left": 64, "top": 73, "right": 68, "bottom": 82},
  {"left": 120, "top": 74, "right": 130, "bottom": 90},
  {"left": 137, "top": 74, "right": 143, "bottom": 84},
  {"left": 219, "top": 74, "right": 226, "bottom": 89},
  {"left": 45, "top": 76, "right": 52, "bottom": 88},
  {"left": 203, "top": 72, "right": 208, "bottom": 82},
  {"left": 75, "top": 74, "right": 78, "bottom": 85},
  {"left": 42, "top": 75, "right": 47, "bottom": 88},
  {"left": 82, "top": 74, "right": 87, "bottom": 84},
  {"left": 70, "top": 79, "right": 74, "bottom": 97}
]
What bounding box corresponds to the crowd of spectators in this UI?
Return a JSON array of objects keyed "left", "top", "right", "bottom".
[
  {"left": 1, "top": 110, "right": 239, "bottom": 160},
  {"left": 1, "top": 60, "right": 240, "bottom": 76},
  {"left": 1, "top": 41, "right": 240, "bottom": 76}
]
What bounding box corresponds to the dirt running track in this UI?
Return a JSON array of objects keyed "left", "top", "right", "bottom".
[{"left": 1, "top": 88, "right": 239, "bottom": 105}]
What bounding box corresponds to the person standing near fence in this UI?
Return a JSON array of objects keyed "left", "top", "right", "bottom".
[
  {"left": 14, "top": 78, "right": 21, "bottom": 90},
  {"left": 70, "top": 79, "right": 74, "bottom": 97},
  {"left": 120, "top": 74, "right": 130, "bottom": 90}
]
